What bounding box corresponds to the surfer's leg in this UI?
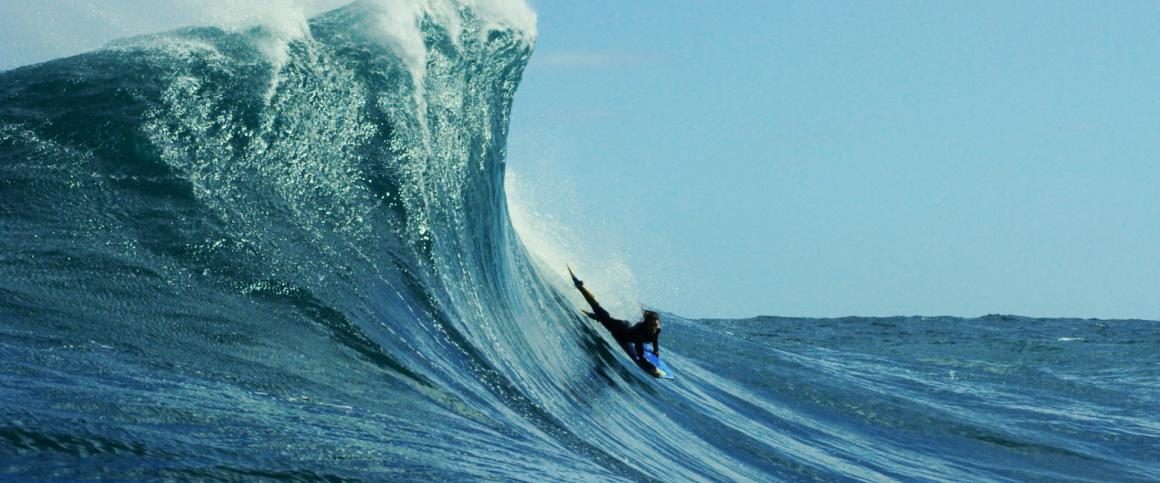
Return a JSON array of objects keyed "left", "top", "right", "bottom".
[
  {"left": 598, "top": 318, "right": 630, "bottom": 338},
  {"left": 582, "top": 309, "right": 629, "bottom": 339},
  {"left": 576, "top": 284, "right": 612, "bottom": 321}
]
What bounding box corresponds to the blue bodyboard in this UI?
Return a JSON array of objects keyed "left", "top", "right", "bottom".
[{"left": 622, "top": 342, "right": 674, "bottom": 379}]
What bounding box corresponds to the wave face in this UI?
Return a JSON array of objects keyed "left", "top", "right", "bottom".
[{"left": 2, "top": 2, "right": 1157, "bottom": 480}]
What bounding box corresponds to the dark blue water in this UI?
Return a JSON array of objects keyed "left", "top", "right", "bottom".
[{"left": 2, "top": 1, "right": 1157, "bottom": 480}]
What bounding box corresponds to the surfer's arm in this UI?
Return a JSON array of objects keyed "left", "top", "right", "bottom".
[{"left": 634, "top": 341, "right": 656, "bottom": 366}]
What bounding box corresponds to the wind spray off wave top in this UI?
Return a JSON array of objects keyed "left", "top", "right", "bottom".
[{"left": 2, "top": 1, "right": 1157, "bottom": 480}]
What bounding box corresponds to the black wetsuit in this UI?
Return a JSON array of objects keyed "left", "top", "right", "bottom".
[{"left": 583, "top": 305, "right": 661, "bottom": 373}]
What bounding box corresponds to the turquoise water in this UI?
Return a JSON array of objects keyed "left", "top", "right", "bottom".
[{"left": 2, "top": 1, "right": 1156, "bottom": 480}]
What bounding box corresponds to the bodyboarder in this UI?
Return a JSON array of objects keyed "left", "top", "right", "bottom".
[{"left": 568, "top": 266, "right": 665, "bottom": 378}]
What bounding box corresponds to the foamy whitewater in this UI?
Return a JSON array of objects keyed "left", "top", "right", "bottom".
[{"left": 1, "top": 1, "right": 1157, "bottom": 480}]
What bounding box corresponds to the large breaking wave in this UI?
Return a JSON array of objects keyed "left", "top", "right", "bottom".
[{"left": 2, "top": 1, "right": 1156, "bottom": 480}]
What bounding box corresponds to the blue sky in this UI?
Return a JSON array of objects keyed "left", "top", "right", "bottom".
[
  {"left": 2, "top": 1, "right": 1157, "bottom": 320},
  {"left": 509, "top": 1, "right": 1160, "bottom": 319}
]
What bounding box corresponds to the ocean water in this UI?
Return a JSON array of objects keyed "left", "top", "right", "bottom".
[{"left": 2, "top": 1, "right": 1157, "bottom": 480}]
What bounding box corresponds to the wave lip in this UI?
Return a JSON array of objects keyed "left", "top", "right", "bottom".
[
  {"left": 5, "top": 1, "right": 1158, "bottom": 481},
  {"left": 0, "top": 0, "right": 588, "bottom": 479}
]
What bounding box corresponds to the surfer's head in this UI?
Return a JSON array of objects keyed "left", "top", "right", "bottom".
[{"left": 642, "top": 310, "right": 661, "bottom": 333}]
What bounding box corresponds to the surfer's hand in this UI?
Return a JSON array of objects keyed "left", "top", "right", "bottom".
[{"left": 651, "top": 369, "right": 663, "bottom": 378}]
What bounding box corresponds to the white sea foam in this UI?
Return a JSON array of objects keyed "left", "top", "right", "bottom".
[
  {"left": 0, "top": 0, "right": 535, "bottom": 71},
  {"left": 506, "top": 169, "right": 643, "bottom": 319}
]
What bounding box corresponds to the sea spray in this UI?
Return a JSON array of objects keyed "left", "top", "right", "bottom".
[{"left": 1, "top": 1, "right": 1156, "bottom": 480}]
